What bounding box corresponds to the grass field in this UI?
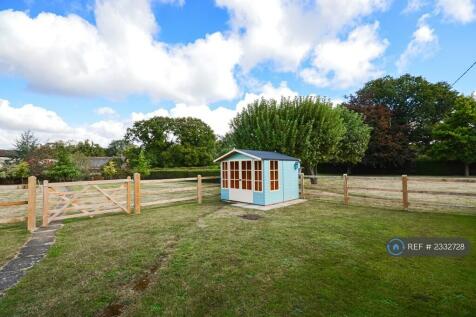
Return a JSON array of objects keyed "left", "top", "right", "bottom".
[
  {"left": 0, "top": 222, "right": 29, "bottom": 267},
  {"left": 0, "top": 198, "right": 474, "bottom": 316}
]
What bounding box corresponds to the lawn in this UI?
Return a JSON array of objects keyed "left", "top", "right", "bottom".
[
  {"left": 0, "top": 198, "right": 475, "bottom": 316},
  {"left": 0, "top": 222, "right": 30, "bottom": 267}
]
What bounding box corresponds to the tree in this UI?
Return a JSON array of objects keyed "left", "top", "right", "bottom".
[
  {"left": 72, "top": 152, "right": 91, "bottom": 178},
  {"left": 335, "top": 107, "right": 372, "bottom": 173},
  {"left": 346, "top": 74, "right": 459, "bottom": 167},
  {"left": 431, "top": 96, "right": 476, "bottom": 176},
  {"left": 229, "top": 97, "right": 346, "bottom": 180},
  {"left": 107, "top": 139, "right": 132, "bottom": 157},
  {"left": 72, "top": 140, "right": 106, "bottom": 157},
  {"left": 347, "top": 104, "right": 414, "bottom": 168},
  {"left": 9, "top": 161, "right": 30, "bottom": 183},
  {"left": 216, "top": 134, "right": 235, "bottom": 157},
  {"left": 102, "top": 160, "right": 118, "bottom": 179},
  {"left": 132, "top": 149, "right": 151, "bottom": 176},
  {"left": 125, "top": 117, "right": 216, "bottom": 167},
  {"left": 25, "top": 144, "right": 57, "bottom": 176},
  {"left": 15, "top": 130, "right": 38, "bottom": 159},
  {"left": 46, "top": 149, "right": 81, "bottom": 181}
]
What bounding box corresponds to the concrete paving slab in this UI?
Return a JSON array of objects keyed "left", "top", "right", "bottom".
[{"left": 231, "top": 199, "right": 307, "bottom": 211}]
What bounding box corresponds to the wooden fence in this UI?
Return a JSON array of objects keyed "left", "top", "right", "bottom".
[
  {"left": 302, "top": 174, "right": 476, "bottom": 213},
  {"left": 0, "top": 174, "right": 220, "bottom": 232}
]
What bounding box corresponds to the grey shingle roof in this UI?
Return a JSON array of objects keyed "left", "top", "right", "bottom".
[{"left": 238, "top": 149, "right": 300, "bottom": 161}]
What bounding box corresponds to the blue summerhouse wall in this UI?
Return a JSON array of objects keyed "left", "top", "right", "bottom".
[
  {"left": 282, "top": 161, "right": 300, "bottom": 201},
  {"left": 263, "top": 160, "right": 283, "bottom": 205},
  {"left": 220, "top": 188, "right": 229, "bottom": 200}
]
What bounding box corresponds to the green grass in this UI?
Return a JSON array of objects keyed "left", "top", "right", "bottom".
[
  {"left": 0, "top": 199, "right": 475, "bottom": 316},
  {"left": 0, "top": 222, "right": 29, "bottom": 267}
]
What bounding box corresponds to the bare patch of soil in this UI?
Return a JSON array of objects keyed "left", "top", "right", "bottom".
[
  {"left": 96, "top": 238, "right": 178, "bottom": 317},
  {"left": 97, "top": 303, "right": 125, "bottom": 317},
  {"left": 239, "top": 214, "right": 262, "bottom": 221}
]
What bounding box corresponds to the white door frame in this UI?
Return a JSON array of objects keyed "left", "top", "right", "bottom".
[{"left": 228, "top": 159, "right": 254, "bottom": 203}]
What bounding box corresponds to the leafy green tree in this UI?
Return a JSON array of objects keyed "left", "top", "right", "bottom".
[
  {"left": 346, "top": 74, "right": 459, "bottom": 167},
  {"left": 335, "top": 107, "right": 372, "bottom": 173},
  {"left": 15, "top": 130, "right": 38, "bottom": 159},
  {"left": 9, "top": 161, "right": 30, "bottom": 183},
  {"left": 431, "top": 96, "right": 476, "bottom": 176},
  {"left": 26, "top": 142, "right": 72, "bottom": 176},
  {"left": 125, "top": 117, "right": 216, "bottom": 167},
  {"left": 132, "top": 149, "right": 151, "bottom": 176},
  {"left": 216, "top": 134, "right": 235, "bottom": 157},
  {"left": 107, "top": 139, "right": 133, "bottom": 157},
  {"left": 46, "top": 149, "right": 81, "bottom": 181},
  {"left": 72, "top": 152, "right": 91, "bottom": 177},
  {"left": 102, "top": 160, "right": 118, "bottom": 179},
  {"left": 229, "top": 97, "right": 346, "bottom": 180},
  {"left": 72, "top": 140, "right": 106, "bottom": 157}
]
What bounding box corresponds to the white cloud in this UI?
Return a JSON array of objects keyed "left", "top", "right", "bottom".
[
  {"left": 396, "top": 14, "right": 438, "bottom": 72},
  {"left": 95, "top": 106, "right": 116, "bottom": 116},
  {"left": 0, "top": 99, "right": 125, "bottom": 148},
  {"left": 235, "top": 81, "right": 298, "bottom": 112},
  {"left": 0, "top": 82, "right": 298, "bottom": 148},
  {"left": 158, "top": 0, "right": 185, "bottom": 6},
  {"left": 0, "top": 99, "right": 69, "bottom": 132},
  {"left": 0, "top": 0, "right": 395, "bottom": 99},
  {"left": 0, "top": 0, "right": 242, "bottom": 105},
  {"left": 131, "top": 81, "right": 298, "bottom": 136},
  {"left": 300, "top": 22, "right": 389, "bottom": 88},
  {"left": 436, "top": 0, "right": 476, "bottom": 23},
  {"left": 403, "top": 0, "right": 428, "bottom": 13},
  {"left": 217, "top": 0, "right": 390, "bottom": 72}
]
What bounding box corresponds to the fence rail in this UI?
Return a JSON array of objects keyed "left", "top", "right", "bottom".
[
  {"left": 0, "top": 174, "right": 220, "bottom": 231},
  {"left": 301, "top": 174, "right": 476, "bottom": 213}
]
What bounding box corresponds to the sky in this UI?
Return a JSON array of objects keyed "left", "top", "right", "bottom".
[{"left": 0, "top": 0, "right": 475, "bottom": 148}]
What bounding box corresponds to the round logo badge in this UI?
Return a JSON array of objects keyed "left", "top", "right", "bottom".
[{"left": 387, "top": 238, "right": 405, "bottom": 256}]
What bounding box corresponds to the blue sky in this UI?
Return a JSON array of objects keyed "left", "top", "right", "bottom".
[{"left": 0, "top": 0, "right": 475, "bottom": 148}]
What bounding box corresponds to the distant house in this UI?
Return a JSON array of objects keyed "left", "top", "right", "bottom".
[
  {"left": 88, "top": 157, "right": 113, "bottom": 171},
  {"left": 0, "top": 149, "right": 17, "bottom": 168}
]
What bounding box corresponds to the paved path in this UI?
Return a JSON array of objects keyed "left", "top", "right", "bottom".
[{"left": 0, "top": 223, "right": 63, "bottom": 295}]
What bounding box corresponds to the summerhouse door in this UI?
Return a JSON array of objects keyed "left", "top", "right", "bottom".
[{"left": 229, "top": 160, "right": 253, "bottom": 203}]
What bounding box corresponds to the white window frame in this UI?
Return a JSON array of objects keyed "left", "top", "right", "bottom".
[
  {"left": 269, "top": 160, "right": 279, "bottom": 191},
  {"left": 253, "top": 160, "right": 263, "bottom": 192},
  {"left": 221, "top": 161, "right": 229, "bottom": 189}
]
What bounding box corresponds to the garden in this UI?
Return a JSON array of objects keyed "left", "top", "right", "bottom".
[
  {"left": 0, "top": 199, "right": 474, "bottom": 316},
  {"left": 0, "top": 74, "right": 475, "bottom": 316}
]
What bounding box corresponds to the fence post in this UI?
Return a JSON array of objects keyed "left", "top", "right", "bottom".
[
  {"left": 300, "top": 173, "right": 305, "bottom": 198},
  {"left": 402, "top": 175, "right": 409, "bottom": 210},
  {"left": 126, "top": 176, "right": 131, "bottom": 214},
  {"left": 197, "top": 175, "right": 202, "bottom": 204},
  {"left": 134, "top": 173, "right": 141, "bottom": 214},
  {"left": 42, "top": 180, "right": 49, "bottom": 227},
  {"left": 27, "top": 176, "right": 37, "bottom": 232},
  {"left": 343, "top": 174, "right": 349, "bottom": 205}
]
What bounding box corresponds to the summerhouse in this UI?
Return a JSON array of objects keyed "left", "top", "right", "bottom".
[{"left": 214, "top": 149, "right": 301, "bottom": 206}]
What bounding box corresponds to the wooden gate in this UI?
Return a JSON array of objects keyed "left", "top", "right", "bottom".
[{"left": 43, "top": 178, "right": 131, "bottom": 225}]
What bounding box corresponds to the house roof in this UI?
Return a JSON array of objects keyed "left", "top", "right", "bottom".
[
  {"left": 214, "top": 149, "right": 300, "bottom": 162},
  {"left": 88, "top": 157, "right": 113, "bottom": 169},
  {"left": 0, "top": 149, "right": 17, "bottom": 158}
]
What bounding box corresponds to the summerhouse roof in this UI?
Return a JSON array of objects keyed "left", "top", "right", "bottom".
[{"left": 214, "top": 149, "right": 300, "bottom": 162}]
